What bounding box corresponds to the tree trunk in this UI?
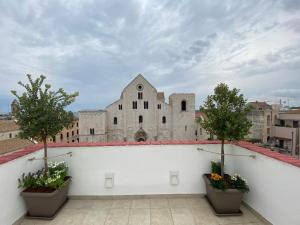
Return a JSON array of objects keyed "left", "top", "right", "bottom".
[
  {"left": 221, "top": 139, "right": 225, "bottom": 177},
  {"left": 43, "top": 138, "right": 48, "bottom": 174}
]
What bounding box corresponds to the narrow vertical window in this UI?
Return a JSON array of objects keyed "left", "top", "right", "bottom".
[
  {"left": 162, "top": 116, "right": 166, "bottom": 124},
  {"left": 67, "top": 132, "right": 69, "bottom": 137},
  {"left": 132, "top": 101, "right": 137, "bottom": 109},
  {"left": 181, "top": 100, "right": 187, "bottom": 111},
  {"left": 60, "top": 133, "right": 63, "bottom": 140},
  {"left": 185, "top": 125, "right": 187, "bottom": 131},
  {"left": 119, "top": 104, "right": 122, "bottom": 110},
  {"left": 139, "top": 115, "right": 143, "bottom": 123},
  {"left": 9, "top": 133, "right": 12, "bottom": 138},
  {"left": 138, "top": 92, "right": 143, "bottom": 99},
  {"left": 144, "top": 101, "right": 148, "bottom": 109},
  {"left": 114, "top": 117, "right": 118, "bottom": 125},
  {"left": 72, "top": 131, "right": 74, "bottom": 136},
  {"left": 157, "top": 104, "right": 161, "bottom": 109}
]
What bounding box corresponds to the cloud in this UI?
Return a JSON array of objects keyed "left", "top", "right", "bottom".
[{"left": 0, "top": 0, "right": 299, "bottom": 113}]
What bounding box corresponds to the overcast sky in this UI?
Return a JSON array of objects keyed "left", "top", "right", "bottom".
[{"left": 0, "top": 0, "right": 300, "bottom": 113}]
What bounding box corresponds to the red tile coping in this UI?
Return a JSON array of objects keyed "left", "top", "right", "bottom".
[{"left": 0, "top": 140, "right": 299, "bottom": 168}]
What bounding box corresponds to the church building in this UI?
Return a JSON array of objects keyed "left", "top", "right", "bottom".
[{"left": 79, "top": 74, "right": 200, "bottom": 142}]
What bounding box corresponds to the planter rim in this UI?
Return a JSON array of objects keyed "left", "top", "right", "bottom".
[
  {"left": 21, "top": 177, "right": 71, "bottom": 198},
  {"left": 203, "top": 174, "right": 242, "bottom": 193}
]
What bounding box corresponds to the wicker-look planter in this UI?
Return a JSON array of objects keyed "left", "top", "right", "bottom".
[
  {"left": 21, "top": 178, "right": 71, "bottom": 219},
  {"left": 203, "top": 174, "right": 243, "bottom": 215}
]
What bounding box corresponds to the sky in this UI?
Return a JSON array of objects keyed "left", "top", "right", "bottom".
[{"left": 0, "top": 0, "right": 300, "bottom": 113}]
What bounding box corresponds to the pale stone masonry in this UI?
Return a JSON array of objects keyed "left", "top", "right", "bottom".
[
  {"left": 79, "top": 74, "right": 199, "bottom": 142},
  {"left": 246, "top": 101, "right": 279, "bottom": 143}
]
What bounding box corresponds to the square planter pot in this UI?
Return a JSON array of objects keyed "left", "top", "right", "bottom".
[
  {"left": 203, "top": 174, "right": 243, "bottom": 215},
  {"left": 21, "top": 178, "right": 71, "bottom": 218}
]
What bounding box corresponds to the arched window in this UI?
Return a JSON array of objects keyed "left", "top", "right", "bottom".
[
  {"left": 113, "top": 117, "right": 118, "bottom": 125},
  {"left": 181, "top": 100, "right": 187, "bottom": 111},
  {"left": 162, "top": 116, "right": 166, "bottom": 124},
  {"left": 139, "top": 115, "right": 143, "bottom": 123}
]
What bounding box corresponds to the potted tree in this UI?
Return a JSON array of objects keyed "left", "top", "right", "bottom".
[
  {"left": 199, "top": 83, "right": 251, "bottom": 215},
  {"left": 12, "top": 74, "right": 78, "bottom": 218}
]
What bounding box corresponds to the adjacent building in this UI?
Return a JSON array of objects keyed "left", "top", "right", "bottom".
[
  {"left": 48, "top": 117, "right": 79, "bottom": 143},
  {"left": 79, "top": 74, "right": 197, "bottom": 142},
  {"left": 246, "top": 101, "right": 279, "bottom": 143},
  {"left": 0, "top": 120, "right": 35, "bottom": 155},
  {"left": 270, "top": 109, "right": 300, "bottom": 156}
]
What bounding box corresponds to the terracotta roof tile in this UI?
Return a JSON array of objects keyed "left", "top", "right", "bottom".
[
  {"left": 0, "top": 120, "right": 19, "bottom": 133},
  {"left": 0, "top": 138, "right": 35, "bottom": 155}
]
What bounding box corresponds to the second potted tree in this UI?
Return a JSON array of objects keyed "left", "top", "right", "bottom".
[{"left": 199, "top": 83, "right": 252, "bottom": 215}]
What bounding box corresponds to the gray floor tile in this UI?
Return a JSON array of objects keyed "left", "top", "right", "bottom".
[
  {"left": 129, "top": 208, "right": 150, "bottom": 225},
  {"left": 150, "top": 198, "right": 169, "bottom": 208},
  {"left": 105, "top": 208, "right": 129, "bottom": 225},
  {"left": 171, "top": 207, "right": 196, "bottom": 225},
  {"left": 150, "top": 208, "right": 173, "bottom": 225}
]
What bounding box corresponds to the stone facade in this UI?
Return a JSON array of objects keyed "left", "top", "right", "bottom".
[
  {"left": 246, "top": 101, "right": 279, "bottom": 143},
  {"left": 48, "top": 118, "right": 80, "bottom": 143},
  {"left": 79, "top": 74, "right": 199, "bottom": 142}
]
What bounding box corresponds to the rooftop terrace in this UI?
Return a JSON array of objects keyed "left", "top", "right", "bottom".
[
  {"left": 1, "top": 141, "right": 300, "bottom": 225},
  {"left": 21, "top": 196, "right": 267, "bottom": 225}
]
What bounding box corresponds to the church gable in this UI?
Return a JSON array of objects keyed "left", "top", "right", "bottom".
[{"left": 121, "top": 74, "right": 157, "bottom": 98}]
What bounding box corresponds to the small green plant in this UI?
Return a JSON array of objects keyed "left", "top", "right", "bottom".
[
  {"left": 18, "top": 161, "right": 69, "bottom": 190},
  {"left": 231, "top": 174, "right": 250, "bottom": 193},
  {"left": 211, "top": 161, "right": 221, "bottom": 174}
]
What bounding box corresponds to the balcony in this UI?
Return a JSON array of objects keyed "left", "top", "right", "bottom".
[{"left": 1, "top": 141, "right": 300, "bottom": 225}]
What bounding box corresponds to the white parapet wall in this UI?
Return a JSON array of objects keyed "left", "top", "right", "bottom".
[
  {"left": 229, "top": 144, "right": 300, "bottom": 225},
  {"left": 0, "top": 150, "right": 43, "bottom": 225},
  {"left": 0, "top": 143, "right": 300, "bottom": 225},
  {"left": 48, "top": 144, "right": 230, "bottom": 196}
]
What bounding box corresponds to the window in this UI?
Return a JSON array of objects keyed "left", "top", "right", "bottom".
[
  {"left": 72, "top": 131, "right": 74, "bottom": 136},
  {"left": 139, "top": 115, "right": 143, "bottom": 123},
  {"left": 162, "top": 116, "right": 166, "bottom": 124},
  {"left": 60, "top": 134, "right": 63, "bottom": 141},
  {"left": 185, "top": 125, "right": 187, "bottom": 131},
  {"left": 133, "top": 101, "right": 137, "bottom": 109},
  {"left": 9, "top": 133, "right": 12, "bottom": 138},
  {"left": 181, "top": 100, "right": 187, "bottom": 111},
  {"left": 77, "top": 129, "right": 79, "bottom": 134},
  {"left": 77, "top": 122, "right": 79, "bottom": 127},
  {"left": 90, "top": 128, "right": 95, "bottom": 135},
  {"left": 267, "top": 115, "right": 271, "bottom": 126},
  {"left": 157, "top": 104, "right": 161, "bottom": 109},
  {"left": 200, "top": 128, "right": 202, "bottom": 135},
  {"left": 118, "top": 104, "right": 122, "bottom": 110},
  {"left": 67, "top": 132, "right": 69, "bottom": 137},
  {"left": 53, "top": 136, "right": 56, "bottom": 143},
  {"left": 144, "top": 101, "right": 148, "bottom": 109},
  {"left": 138, "top": 92, "right": 143, "bottom": 99},
  {"left": 114, "top": 117, "right": 118, "bottom": 125},
  {"left": 195, "top": 130, "right": 198, "bottom": 136}
]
